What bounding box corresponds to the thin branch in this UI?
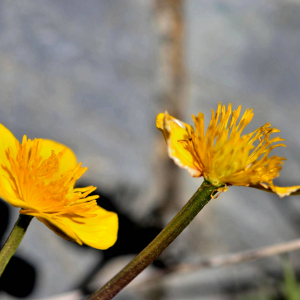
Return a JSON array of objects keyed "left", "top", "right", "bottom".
[
  {"left": 173, "top": 238, "right": 300, "bottom": 272},
  {"left": 130, "top": 238, "right": 300, "bottom": 290},
  {"left": 44, "top": 239, "right": 300, "bottom": 297}
]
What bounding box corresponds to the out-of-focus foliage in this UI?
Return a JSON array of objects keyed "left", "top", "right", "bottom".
[
  {"left": 282, "top": 257, "right": 300, "bottom": 300},
  {"left": 238, "top": 257, "right": 300, "bottom": 300}
]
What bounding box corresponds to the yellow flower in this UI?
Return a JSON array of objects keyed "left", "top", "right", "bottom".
[
  {"left": 0, "top": 124, "right": 118, "bottom": 249},
  {"left": 157, "top": 103, "right": 300, "bottom": 198}
]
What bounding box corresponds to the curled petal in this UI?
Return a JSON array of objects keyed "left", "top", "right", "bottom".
[
  {"left": 156, "top": 113, "right": 168, "bottom": 141},
  {"left": 270, "top": 184, "right": 300, "bottom": 198},
  {"left": 156, "top": 112, "right": 202, "bottom": 177},
  {"left": 249, "top": 183, "right": 300, "bottom": 198}
]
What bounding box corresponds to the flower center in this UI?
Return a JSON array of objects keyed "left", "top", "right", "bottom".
[{"left": 2, "top": 136, "right": 98, "bottom": 216}]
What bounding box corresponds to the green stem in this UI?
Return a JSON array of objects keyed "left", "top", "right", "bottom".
[
  {"left": 0, "top": 214, "right": 33, "bottom": 277},
  {"left": 87, "top": 180, "right": 218, "bottom": 300}
]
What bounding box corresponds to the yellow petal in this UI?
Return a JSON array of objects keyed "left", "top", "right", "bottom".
[
  {"left": 35, "top": 215, "right": 82, "bottom": 243},
  {"left": 157, "top": 112, "right": 202, "bottom": 177},
  {"left": 0, "top": 123, "right": 18, "bottom": 151},
  {"left": 0, "top": 175, "right": 28, "bottom": 208},
  {"left": 270, "top": 184, "right": 300, "bottom": 198},
  {"left": 24, "top": 207, "right": 118, "bottom": 249},
  {"left": 0, "top": 124, "right": 18, "bottom": 175},
  {"left": 156, "top": 113, "right": 168, "bottom": 141},
  {"left": 62, "top": 208, "right": 118, "bottom": 249},
  {"left": 39, "top": 139, "right": 77, "bottom": 175},
  {"left": 249, "top": 183, "right": 300, "bottom": 198}
]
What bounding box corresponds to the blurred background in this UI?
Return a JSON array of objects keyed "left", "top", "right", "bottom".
[{"left": 1, "top": 0, "right": 300, "bottom": 299}]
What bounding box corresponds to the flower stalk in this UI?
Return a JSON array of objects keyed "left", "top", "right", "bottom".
[
  {"left": 87, "top": 180, "right": 218, "bottom": 300},
  {"left": 0, "top": 214, "right": 33, "bottom": 277}
]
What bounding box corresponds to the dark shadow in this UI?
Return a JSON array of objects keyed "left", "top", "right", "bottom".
[
  {"left": 0, "top": 200, "right": 37, "bottom": 298},
  {"left": 0, "top": 256, "right": 36, "bottom": 297},
  {"left": 74, "top": 185, "right": 166, "bottom": 295},
  {"left": 0, "top": 200, "right": 9, "bottom": 243}
]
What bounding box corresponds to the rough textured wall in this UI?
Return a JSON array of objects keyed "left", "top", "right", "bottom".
[{"left": 1, "top": 0, "right": 300, "bottom": 299}]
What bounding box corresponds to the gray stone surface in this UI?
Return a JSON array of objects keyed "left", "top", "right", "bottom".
[
  {"left": 0, "top": 0, "right": 300, "bottom": 299},
  {"left": 0, "top": 0, "right": 156, "bottom": 191}
]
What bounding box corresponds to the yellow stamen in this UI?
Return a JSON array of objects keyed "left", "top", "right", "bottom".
[{"left": 157, "top": 103, "right": 300, "bottom": 197}]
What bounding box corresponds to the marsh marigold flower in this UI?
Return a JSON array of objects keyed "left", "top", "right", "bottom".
[
  {"left": 0, "top": 124, "right": 118, "bottom": 249},
  {"left": 157, "top": 103, "right": 300, "bottom": 198}
]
